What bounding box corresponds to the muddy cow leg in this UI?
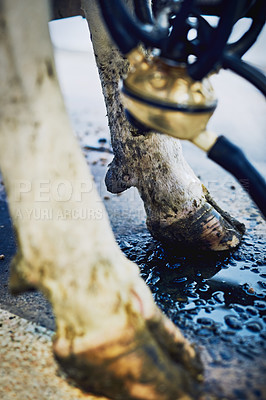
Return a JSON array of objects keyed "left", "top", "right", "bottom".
[
  {"left": 84, "top": 0, "right": 245, "bottom": 252},
  {"left": 0, "top": 1, "right": 202, "bottom": 399}
]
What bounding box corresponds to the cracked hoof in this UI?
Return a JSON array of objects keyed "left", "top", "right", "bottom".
[
  {"left": 147, "top": 195, "right": 245, "bottom": 252},
  {"left": 54, "top": 308, "right": 203, "bottom": 400}
]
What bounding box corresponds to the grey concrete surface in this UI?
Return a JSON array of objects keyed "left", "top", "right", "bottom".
[{"left": 0, "top": 309, "right": 107, "bottom": 400}]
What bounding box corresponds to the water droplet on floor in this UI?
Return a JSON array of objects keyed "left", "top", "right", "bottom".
[
  {"left": 224, "top": 315, "right": 243, "bottom": 330},
  {"left": 254, "top": 301, "right": 266, "bottom": 311},
  {"left": 246, "top": 306, "right": 259, "bottom": 316},
  {"left": 212, "top": 291, "right": 225, "bottom": 304},
  {"left": 246, "top": 321, "right": 263, "bottom": 333},
  {"left": 173, "top": 277, "right": 188, "bottom": 283},
  {"left": 197, "top": 317, "right": 214, "bottom": 326}
]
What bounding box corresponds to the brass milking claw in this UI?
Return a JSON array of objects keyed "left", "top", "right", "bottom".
[{"left": 99, "top": 0, "right": 266, "bottom": 218}]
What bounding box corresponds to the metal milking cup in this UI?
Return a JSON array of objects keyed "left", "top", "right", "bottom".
[{"left": 99, "top": 0, "right": 266, "bottom": 218}]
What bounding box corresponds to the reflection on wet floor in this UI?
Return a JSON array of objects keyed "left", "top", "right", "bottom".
[
  {"left": 0, "top": 201, "right": 265, "bottom": 399},
  {"left": 117, "top": 221, "right": 266, "bottom": 398},
  {"left": 118, "top": 227, "right": 266, "bottom": 343}
]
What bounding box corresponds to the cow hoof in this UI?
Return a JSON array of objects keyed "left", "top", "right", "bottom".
[
  {"left": 105, "top": 149, "right": 245, "bottom": 252},
  {"left": 147, "top": 191, "right": 245, "bottom": 252},
  {"left": 53, "top": 294, "right": 203, "bottom": 400},
  {"left": 106, "top": 158, "right": 245, "bottom": 251}
]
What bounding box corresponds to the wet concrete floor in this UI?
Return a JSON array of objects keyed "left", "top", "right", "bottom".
[{"left": 0, "top": 154, "right": 265, "bottom": 399}]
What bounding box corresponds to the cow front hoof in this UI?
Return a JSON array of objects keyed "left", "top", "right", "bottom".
[
  {"left": 53, "top": 308, "right": 203, "bottom": 400},
  {"left": 147, "top": 192, "right": 245, "bottom": 252}
]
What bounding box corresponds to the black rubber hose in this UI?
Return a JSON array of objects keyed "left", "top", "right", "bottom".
[
  {"left": 188, "top": 0, "right": 240, "bottom": 80},
  {"left": 208, "top": 135, "right": 266, "bottom": 218},
  {"left": 195, "top": 0, "right": 255, "bottom": 17},
  {"left": 134, "top": 0, "right": 154, "bottom": 24},
  {"left": 223, "top": 53, "right": 266, "bottom": 97},
  {"left": 99, "top": 0, "right": 166, "bottom": 54},
  {"left": 98, "top": 0, "right": 139, "bottom": 54},
  {"left": 226, "top": 0, "right": 266, "bottom": 58},
  {"left": 167, "top": 0, "right": 195, "bottom": 52}
]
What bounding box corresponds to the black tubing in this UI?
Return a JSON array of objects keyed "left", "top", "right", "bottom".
[
  {"left": 134, "top": 0, "right": 154, "bottom": 24},
  {"left": 188, "top": 0, "right": 240, "bottom": 80},
  {"left": 98, "top": 0, "right": 139, "bottom": 54},
  {"left": 208, "top": 135, "right": 266, "bottom": 218},
  {"left": 167, "top": 0, "right": 195, "bottom": 52},
  {"left": 226, "top": 0, "right": 266, "bottom": 58},
  {"left": 195, "top": 0, "right": 255, "bottom": 17},
  {"left": 99, "top": 0, "right": 166, "bottom": 54},
  {"left": 223, "top": 54, "right": 266, "bottom": 97}
]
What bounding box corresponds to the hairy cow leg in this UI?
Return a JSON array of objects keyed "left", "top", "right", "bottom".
[
  {"left": 84, "top": 0, "right": 245, "bottom": 251},
  {"left": 0, "top": 1, "right": 202, "bottom": 399}
]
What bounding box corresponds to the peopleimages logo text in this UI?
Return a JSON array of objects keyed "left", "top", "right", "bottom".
[{"left": 12, "top": 179, "right": 95, "bottom": 202}]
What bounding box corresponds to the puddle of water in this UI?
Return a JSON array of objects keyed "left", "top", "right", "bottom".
[{"left": 118, "top": 230, "right": 266, "bottom": 342}]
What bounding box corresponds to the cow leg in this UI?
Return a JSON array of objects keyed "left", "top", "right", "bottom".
[
  {"left": 0, "top": 1, "right": 202, "bottom": 399},
  {"left": 84, "top": 0, "right": 245, "bottom": 252}
]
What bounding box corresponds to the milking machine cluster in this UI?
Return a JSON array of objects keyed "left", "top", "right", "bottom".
[{"left": 99, "top": 0, "right": 266, "bottom": 218}]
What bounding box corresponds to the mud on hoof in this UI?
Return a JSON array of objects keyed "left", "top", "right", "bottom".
[
  {"left": 106, "top": 157, "right": 245, "bottom": 251},
  {"left": 54, "top": 310, "right": 203, "bottom": 400},
  {"left": 147, "top": 194, "right": 245, "bottom": 252}
]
